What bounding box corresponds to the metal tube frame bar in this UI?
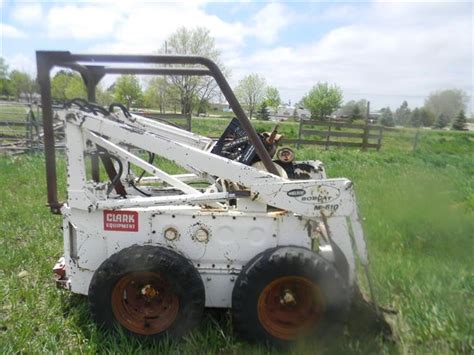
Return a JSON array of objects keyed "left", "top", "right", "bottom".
[{"left": 36, "top": 51, "right": 280, "bottom": 213}]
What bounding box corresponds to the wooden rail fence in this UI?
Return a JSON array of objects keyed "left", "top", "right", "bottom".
[
  {"left": 130, "top": 111, "right": 192, "bottom": 131},
  {"left": 283, "top": 120, "right": 384, "bottom": 150},
  {"left": 0, "top": 103, "right": 48, "bottom": 153},
  {"left": 2, "top": 104, "right": 389, "bottom": 154}
]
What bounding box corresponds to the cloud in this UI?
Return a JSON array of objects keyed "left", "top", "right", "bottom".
[
  {"left": 5, "top": 53, "right": 36, "bottom": 74},
  {"left": 8, "top": 1, "right": 469, "bottom": 111},
  {"left": 47, "top": 5, "right": 123, "bottom": 39},
  {"left": 12, "top": 3, "right": 43, "bottom": 24},
  {"left": 230, "top": 2, "right": 473, "bottom": 110},
  {"left": 1, "top": 24, "right": 26, "bottom": 38},
  {"left": 249, "top": 3, "right": 292, "bottom": 44},
  {"left": 45, "top": 2, "right": 291, "bottom": 52},
  {"left": 105, "top": 3, "right": 247, "bottom": 53}
]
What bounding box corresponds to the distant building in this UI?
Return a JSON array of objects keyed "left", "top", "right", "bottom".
[
  {"left": 19, "top": 93, "right": 41, "bottom": 103},
  {"left": 209, "top": 102, "right": 231, "bottom": 112},
  {"left": 268, "top": 105, "right": 310, "bottom": 121}
]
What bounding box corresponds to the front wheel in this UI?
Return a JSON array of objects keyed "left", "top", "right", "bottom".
[
  {"left": 89, "top": 245, "right": 205, "bottom": 340},
  {"left": 232, "top": 246, "right": 350, "bottom": 347}
]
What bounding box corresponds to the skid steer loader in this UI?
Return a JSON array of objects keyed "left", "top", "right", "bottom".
[{"left": 37, "top": 51, "right": 390, "bottom": 347}]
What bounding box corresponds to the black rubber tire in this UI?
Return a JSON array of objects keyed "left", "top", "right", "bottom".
[
  {"left": 232, "top": 246, "right": 350, "bottom": 347},
  {"left": 89, "top": 244, "right": 205, "bottom": 340},
  {"left": 329, "top": 240, "right": 350, "bottom": 284}
]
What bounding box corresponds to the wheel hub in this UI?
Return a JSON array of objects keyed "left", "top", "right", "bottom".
[
  {"left": 281, "top": 288, "right": 297, "bottom": 305},
  {"left": 141, "top": 284, "right": 159, "bottom": 299},
  {"left": 257, "top": 276, "right": 324, "bottom": 340},
  {"left": 111, "top": 272, "right": 179, "bottom": 335}
]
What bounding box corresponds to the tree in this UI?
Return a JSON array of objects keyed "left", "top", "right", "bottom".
[
  {"left": 350, "top": 105, "right": 363, "bottom": 122},
  {"left": 256, "top": 102, "right": 270, "bottom": 121},
  {"left": 65, "top": 75, "right": 87, "bottom": 101},
  {"left": 96, "top": 85, "right": 114, "bottom": 106},
  {"left": 292, "top": 107, "right": 298, "bottom": 120},
  {"left": 424, "top": 89, "right": 468, "bottom": 123},
  {"left": 235, "top": 73, "right": 266, "bottom": 120},
  {"left": 433, "top": 113, "right": 450, "bottom": 129},
  {"left": 113, "top": 75, "right": 142, "bottom": 109},
  {"left": 51, "top": 71, "right": 86, "bottom": 101},
  {"left": 161, "top": 27, "right": 224, "bottom": 115},
  {"left": 410, "top": 108, "right": 422, "bottom": 128},
  {"left": 452, "top": 110, "right": 467, "bottom": 131},
  {"left": 51, "top": 71, "right": 70, "bottom": 101},
  {"left": 144, "top": 78, "right": 167, "bottom": 112},
  {"left": 143, "top": 78, "right": 181, "bottom": 113},
  {"left": 0, "top": 57, "right": 9, "bottom": 96},
  {"left": 8, "top": 70, "right": 38, "bottom": 102},
  {"left": 419, "top": 108, "right": 435, "bottom": 127},
  {"left": 167, "top": 84, "right": 182, "bottom": 113},
  {"left": 340, "top": 99, "right": 367, "bottom": 119},
  {"left": 394, "top": 100, "right": 411, "bottom": 126},
  {"left": 264, "top": 86, "right": 281, "bottom": 110},
  {"left": 380, "top": 107, "right": 395, "bottom": 127},
  {"left": 301, "top": 82, "right": 343, "bottom": 120}
]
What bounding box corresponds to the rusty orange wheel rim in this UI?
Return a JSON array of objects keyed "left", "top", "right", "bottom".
[
  {"left": 111, "top": 271, "right": 179, "bottom": 335},
  {"left": 257, "top": 276, "right": 324, "bottom": 340}
]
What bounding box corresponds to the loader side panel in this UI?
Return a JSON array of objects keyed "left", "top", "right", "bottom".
[{"left": 62, "top": 207, "right": 313, "bottom": 307}]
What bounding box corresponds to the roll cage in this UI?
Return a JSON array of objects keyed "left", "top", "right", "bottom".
[{"left": 36, "top": 51, "right": 280, "bottom": 213}]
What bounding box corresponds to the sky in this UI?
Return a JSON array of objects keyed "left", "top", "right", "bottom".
[{"left": 1, "top": 0, "right": 473, "bottom": 112}]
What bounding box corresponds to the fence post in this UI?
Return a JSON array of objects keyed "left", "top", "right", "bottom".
[
  {"left": 362, "top": 101, "right": 370, "bottom": 151},
  {"left": 377, "top": 127, "right": 383, "bottom": 151},
  {"left": 413, "top": 128, "right": 420, "bottom": 153},
  {"left": 25, "top": 107, "right": 32, "bottom": 152},
  {"left": 362, "top": 121, "right": 370, "bottom": 151},
  {"left": 297, "top": 119, "right": 303, "bottom": 149},
  {"left": 325, "top": 121, "right": 331, "bottom": 150},
  {"left": 32, "top": 106, "right": 41, "bottom": 152}
]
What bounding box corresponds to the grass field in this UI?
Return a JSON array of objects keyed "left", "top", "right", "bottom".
[{"left": 0, "top": 119, "right": 473, "bottom": 353}]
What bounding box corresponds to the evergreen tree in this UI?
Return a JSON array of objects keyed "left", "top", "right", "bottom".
[
  {"left": 394, "top": 100, "right": 411, "bottom": 126},
  {"left": 419, "top": 108, "right": 435, "bottom": 127},
  {"left": 350, "top": 105, "right": 362, "bottom": 122},
  {"left": 410, "top": 108, "right": 422, "bottom": 127},
  {"left": 433, "top": 113, "right": 450, "bottom": 129},
  {"left": 380, "top": 107, "right": 395, "bottom": 127},
  {"left": 452, "top": 110, "right": 467, "bottom": 131},
  {"left": 256, "top": 102, "right": 270, "bottom": 121}
]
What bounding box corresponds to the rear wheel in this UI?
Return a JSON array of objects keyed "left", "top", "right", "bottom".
[
  {"left": 232, "top": 246, "right": 349, "bottom": 347},
  {"left": 89, "top": 245, "right": 205, "bottom": 340}
]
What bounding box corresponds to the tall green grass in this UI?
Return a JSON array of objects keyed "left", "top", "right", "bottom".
[
  {"left": 0, "top": 124, "right": 473, "bottom": 353},
  {"left": 298, "top": 130, "right": 474, "bottom": 353}
]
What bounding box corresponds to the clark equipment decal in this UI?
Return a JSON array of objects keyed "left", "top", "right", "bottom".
[{"left": 104, "top": 210, "right": 139, "bottom": 232}]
